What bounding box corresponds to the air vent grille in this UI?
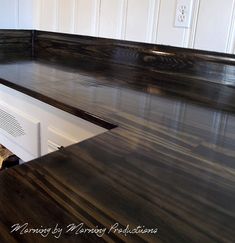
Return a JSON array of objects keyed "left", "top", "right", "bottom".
[{"left": 0, "top": 108, "right": 26, "bottom": 137}]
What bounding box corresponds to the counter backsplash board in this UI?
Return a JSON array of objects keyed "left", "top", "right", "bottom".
[
  {"left": 0, "top": 30, "right": 33, "bottom": 61},
  {"left": 34, "top": 31, "right": 235, "bottom": 87}
]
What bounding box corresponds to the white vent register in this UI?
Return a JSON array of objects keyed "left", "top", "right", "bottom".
[
  {"left": 0, "top": 102, "right": 40, "bottom": 161},
  {"left": 0, "top": 84, "right": 107, "bottom": 162},
  {"left": 0, "top": 108, "right": 26, "bottom": 137}
]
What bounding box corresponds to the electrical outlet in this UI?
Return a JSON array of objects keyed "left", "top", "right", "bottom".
[{"left": 174, "top": 0, "right": 193, "bottom": 28}]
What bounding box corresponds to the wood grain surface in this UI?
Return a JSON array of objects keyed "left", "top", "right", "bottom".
[
  {"left": 0, "top": 30, "right": 33, "bottom": 61},
  {"left": 0, "top": 30, "right": 234, "bottom": 243}
]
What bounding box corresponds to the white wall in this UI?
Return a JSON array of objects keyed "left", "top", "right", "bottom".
[
  {"left": 0, "top": 0, "right": 34, "bottom": 29},
  {"left": 0, "top": 0, "right": 235, "bottom": 54}
]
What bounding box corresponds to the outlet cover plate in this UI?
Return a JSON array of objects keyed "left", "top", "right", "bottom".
[{"left": 174, "top": 0, "right": 193, "bottom": 28}]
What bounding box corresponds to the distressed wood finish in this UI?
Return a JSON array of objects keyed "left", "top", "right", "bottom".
[
  {"left": 0, "top": 30, "right": 235, "bottom": 242},
  {"left": 35, "top": 31, "right": 235, "bottom": 87},
  {"left": 0, "top": 30, "right": 33, "bottom": 61}
]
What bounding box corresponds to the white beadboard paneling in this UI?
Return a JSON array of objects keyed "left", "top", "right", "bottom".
[
  {"left": 94, "top": 0, "right": 101, "bottom": 36},
  {"left": 226, "top": 1, "right": 235, "bottom": 53},
  {"left": 120, "top": 0, "right": 128, "bottom": 39},
  {"left": 32, "top": 0, "right": 41, "bottom": 29},
  {"left": 1, "top": 0, "right": 235, "bottom": 54},
  {"left": 146, "top": 0, "right": 160, "bottom": 43},
  {"left": 194, "top": 0, "right": 235, "bottom": 52},
  {"left": 125, "top": 0, "right": 151, "bottom": 42},
  {"left": 156, "top": 0, "right": 186, "bottom": 47},
  {"left": 187, "top": 0, "right": 200, "bottom": 48},
  {"left": 40, "top": 0, "right": 58, "bottom": 31},
  {"left": 18, "top": 0, "right": 34, "bottom": 29},
  {"left": 58, "top": 0, "right": 75, "bottom": 33},
  {"left": 0, "top": 0, "right": 18, "bottom": 28},
  {"left": 26, "top": 0, "right": 235, "bottom": 53},
  {"left": 74, "top": 0, "right": 97, "bottom": 36},
  {"left": 99, "top": 0, "right": 123, "bottom": 39}
]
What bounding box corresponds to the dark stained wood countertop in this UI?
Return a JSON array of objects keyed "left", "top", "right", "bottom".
[{"left": 0, "top": 31, "right": 235, "bottom": 243}]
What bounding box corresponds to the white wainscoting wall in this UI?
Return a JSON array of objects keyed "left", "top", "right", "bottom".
[{"left": 0, "top": 0, "right": 235, "bottom": 54}]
